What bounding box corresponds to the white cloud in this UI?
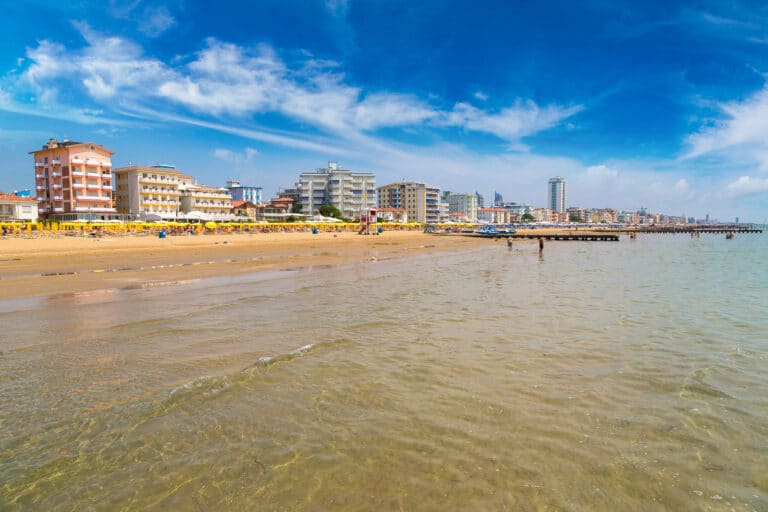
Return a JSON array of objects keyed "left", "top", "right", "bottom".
[
  {"left": 724, "top": 175, "right": 768, "bottom": 197},
  {"left": 325, "top": 0, "right": 349, "bottom": 16},
  {"left": 684, "top": 81, "right": 768, "bottom": 171},
  {"left": 439, "top": 100, "right": 583, "bottom": 141},
  {"left": 473, "top": 91, "right": 488, "bottom": 101},
  {"left": 583, "top": 164, "right": 619, "bottom": 180},
  {"left": 139, "top": 5, "right": 176, "bottom": 36},
  {"left": 212, "top": 147, "right": 259, "bottom": 165}
]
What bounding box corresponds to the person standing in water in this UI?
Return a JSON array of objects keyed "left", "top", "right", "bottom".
[{"left": 538, "top": 237, "right": 544, "bottom": 253}]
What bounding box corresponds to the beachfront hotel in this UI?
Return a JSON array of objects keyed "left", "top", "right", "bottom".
[
  {"left": 377, "top": 182, "right": 441, "bottom": 224},
  {"left": 31, "top": 139, "right": 119, "bottom": 221},
  {"left": 114, "top": 165, "right": 182, "bottom": 220},
  {"left": 548, "top": 176, "right": 567, "bottom": 213},
  {"left": 178, "top": 178, "right": 233, "bottom": 220},
  {"left": 296, "top": 161, "right": 376, "bottom": 219},
  {"left": 226, "top": 180, "right": 262, "bottom": 204},
  {"left": 114, "top": 165, "right": 234, "bottom": 221}
]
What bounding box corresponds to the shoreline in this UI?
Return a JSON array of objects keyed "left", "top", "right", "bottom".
[{"left": 0, "top": 231, "right": 506, "bottom": 301}]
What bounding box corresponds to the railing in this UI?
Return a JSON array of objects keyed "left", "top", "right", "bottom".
[
  {"left": 72, "top": 170, "right": 85, "bottom": 177},
  {"left": 100, "top": 161, "right": 111, "bottom": 167},
  {"left": 85, "top": 159, "right": 99, "bottom": 166},
  {"left": 35, "top": 162, "right": 44, "bottom": 167},
  {"left": 73, "top": 184, "right": 85, "bottom": 189},
  {"left": 76, "top": 195, "right": 107, "bottom": 201},
  {"left": 86, "top": 172, "right": 101, "bottom": 178},
  {"left": 53, "top": 196, "right": 62, "bottom": 201},
  {"left": 52, "top": 172, "right": 62, "bottom": 177},
  {"left": 36, "top": 185, "right": 46, "bottom": 190},
  {"left": 35, "top": 173, "right": 45, "bottom": 179},
  {"left": 51, "top": 159, "right": 61, "bottom": 165}
]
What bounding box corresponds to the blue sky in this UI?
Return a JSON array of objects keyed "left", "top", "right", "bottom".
[{"left": 2, "top": 0, "right": 768, "bottom": 221}]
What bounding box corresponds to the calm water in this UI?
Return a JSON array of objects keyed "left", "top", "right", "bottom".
[{"left": 1, "top": 233, "right": 766, "bottom": 511}]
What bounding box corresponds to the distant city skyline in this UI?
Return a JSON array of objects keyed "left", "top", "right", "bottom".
[{"left": 2, "top": 1, "right": 768, "bottom": 221}]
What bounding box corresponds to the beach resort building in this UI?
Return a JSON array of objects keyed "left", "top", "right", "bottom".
[
  {"left": 376, "top": 207, "right": 408, "bottom": 223},
  {"left": 31, "top": 138, "right": 118, "bottom": 220},
  {"left": 226, "top": 180, "right": 262, "bottom": 204},
  {"left": 377, "top": 182, "right": 440, "bottom": 224},
  {"left": 178, "top": 181, "right": 233, "bottom": 220},
  {"left": 446, "top": 193, "right": 478, "bottom": 222},
  {"left": 114, "top": 165, "right": 182, "bottom": 220},
  {"left": 296, "top": 162, "right": 376, "bottom": 219},
  {"left": 548, "top": 176, "right": 567, "bottom": 213},
  {"left": 0, "top": 192, "right": 38, "bottom": 221}
]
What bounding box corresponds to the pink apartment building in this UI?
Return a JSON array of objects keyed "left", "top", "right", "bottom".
[{"left": 31, "top": 138, "right": 120, "bottom": 221}]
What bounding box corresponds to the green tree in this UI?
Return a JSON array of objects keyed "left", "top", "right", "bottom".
[
  {"left": 292, "top": 202, "right": 303, "bottom": 213},
  {"left": 569, "top": 214, "right": 584, "bottom": 223},
  {"left": 521, "top": 213, "right": 535, "bottom": 222},
  {"left": 318, "top": 204, "right": 343, "bottom": 218}
]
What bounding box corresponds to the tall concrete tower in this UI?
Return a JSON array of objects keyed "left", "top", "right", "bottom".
[{"left": 548, "top": 177, "right": 567, "bottom": 213}]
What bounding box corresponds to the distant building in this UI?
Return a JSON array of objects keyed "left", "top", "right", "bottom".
[
  {"left": 475, "top": 191, "right": 485, "bottom": 209},
  {"left": 0, "top": 192, "right": 38, "bottom": 221},
  {"left": 493, "top": 191, "right": 503, "bottom": 206},
  {"left": 478, "top": 207, "right": 511, "bottom": 224},
  {"left": 296, "top": 161, "right": 375, "bottom": 219},
  {"left": 31, "top": 138, "right": 118, "bottom": 220},
  {"left": 377, "top": 207, "right": 408, "bottom": 223},
  {"left": 447, "top": 193, "right": 478, "bottom": 222},
  {"left": 377, "top": 182, "right": 440, "bottom": 223},
  {"left": 548, "top": 176, "right": 567, "bottom": 213},
  {"left": 114, "top": 164, "right": 182, "bottom": 220},
  {"left": 226, "top": 180, "right": 262, "bottom": 204}
]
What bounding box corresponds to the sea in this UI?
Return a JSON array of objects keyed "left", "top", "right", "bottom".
[{"left": 1, "top": 232, "right": 766, "bottom": 511}]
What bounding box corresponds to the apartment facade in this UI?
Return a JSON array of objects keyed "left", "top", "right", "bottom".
[
  {"left": 377, "top": 182, "right": 440, "bottom": 224},
  {"left": 114, "top": 165, "right": 182, "bottom": 220},
  {"left": 447, "top": 193, "right": 478, "bottom": 222},
  {"left": 31, "top": 139, "right": 117, "bottom": 220},
  {"left": 297, "top": 162, "right": 375, "bottom": 218}
]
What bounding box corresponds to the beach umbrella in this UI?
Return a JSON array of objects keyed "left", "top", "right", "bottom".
[{"left": 205, "top": 222, "right": 217, "bottom": 230}]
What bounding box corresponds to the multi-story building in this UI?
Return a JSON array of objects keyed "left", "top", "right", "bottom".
[
  {"left": 296, "top": 162, "right": 375, "bottom": 218},
  {"left": 447, "top": 193, "right": 478, "bottom": 222},
  {"left": 179, "top": 182, "right": 233, "bottom": 219},
  {"left": 377, "top": 182, "right": 440, "bottom": 224},
  {"left": 226, "top": 180, "right": 262, "bottom": 204},
  {"left": 0, "top": 193, "right": 38, "bottom": 221},
  {"left": 548, "top": 176, "right": 567, "bottom": 213},
  {"left": 31, "top": 138, "right": 117, "bottom": 220},
  {"left": 113, "top": 165, "right": 182, "bottom": 220}
]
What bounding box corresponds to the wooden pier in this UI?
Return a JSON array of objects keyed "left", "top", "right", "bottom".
[
  {"left": 612, "top": 226, "right": 763, "bottom": 235},
  {"left": 467, "top": 233, "right": 620, "bottom": 241}
]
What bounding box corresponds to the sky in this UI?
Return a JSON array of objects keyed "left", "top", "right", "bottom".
[{"left": 2, "top": 0, "right": 768, "bottom": 221}]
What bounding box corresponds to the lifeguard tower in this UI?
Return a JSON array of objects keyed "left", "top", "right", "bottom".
[{"left": 358, "top": 207, "right": 378, "bottom": 235}]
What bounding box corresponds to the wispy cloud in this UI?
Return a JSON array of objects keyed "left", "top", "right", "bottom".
[
  {"left": 6, "top": 27, "right": 580, "bottom": 150},
  {"left": 683, "top": 80, "right": 768, "bottom": 171},
  {"left": 212, "top": 147, "right": 259, "bottom": 165},
  {"left": 724, "top": 175, "right": 768, "bottom": 198}
]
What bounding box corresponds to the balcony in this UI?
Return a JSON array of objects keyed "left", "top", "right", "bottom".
[
  {"left": 102, "top": 185, "right": 113, "bottom": 191},
  {"left": 85, "top": 158, "right": 99, "bottom": 166},
  {"left": 86, "top": 183, "right": 101, "bottom": 189},
  {"left": 53, "top": 196, "right": 63, "bottom": 201},
  {"left": 100, "top": 161, "right": 111, "bottom": 167},
  {"left": 72, "top": 170, "right": 85, "bottom": 177},
  {"left": 86, "top": 172, "right": 101, "bottom": 178},
  {"left": 35, "top": 162, "right": 44, "bottom": 167},
  {"left": 72, "top": 183, "right": 85, "bottom": 189},
  {"left": 35, "top": 173, "right": 45, "bottom": 179},
  {"left": 53, "top": 208, "right": 64, "bottom": 212},
  {"left": 52, "top": 159, "right": 61, "bottom": 165},
  {"left": 52, "top": 172, "right": 62, "bottom": 177},
  {"left": 36, "top": 185, "right": 46, "bottom": 190},
  {"left": 76, "top": 195, "right": 107, "bottom": 202},
  {"left": 53, "top": 184, "right": 62, "bottom": 189}
]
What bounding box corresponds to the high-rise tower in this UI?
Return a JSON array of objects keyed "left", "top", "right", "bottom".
[{"left": 548, "top": 177, "right": 567, "bottom": 213}]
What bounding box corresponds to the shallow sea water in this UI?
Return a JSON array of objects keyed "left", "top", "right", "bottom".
[{"left": 1, "top": 233, "right": 767, "bottom": 511}]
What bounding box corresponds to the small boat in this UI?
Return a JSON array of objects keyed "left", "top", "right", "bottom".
[{"left": 726, "top": 232, "right": 734, "bottom": 239}]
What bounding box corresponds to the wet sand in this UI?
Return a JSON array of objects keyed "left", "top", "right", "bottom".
[{"left": 0, "top": 231, "right": 499, "bottom": 300}]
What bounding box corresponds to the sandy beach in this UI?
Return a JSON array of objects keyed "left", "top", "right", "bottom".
[{"left": 0, "top": 230, "right": 500, "bottom": 300}]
